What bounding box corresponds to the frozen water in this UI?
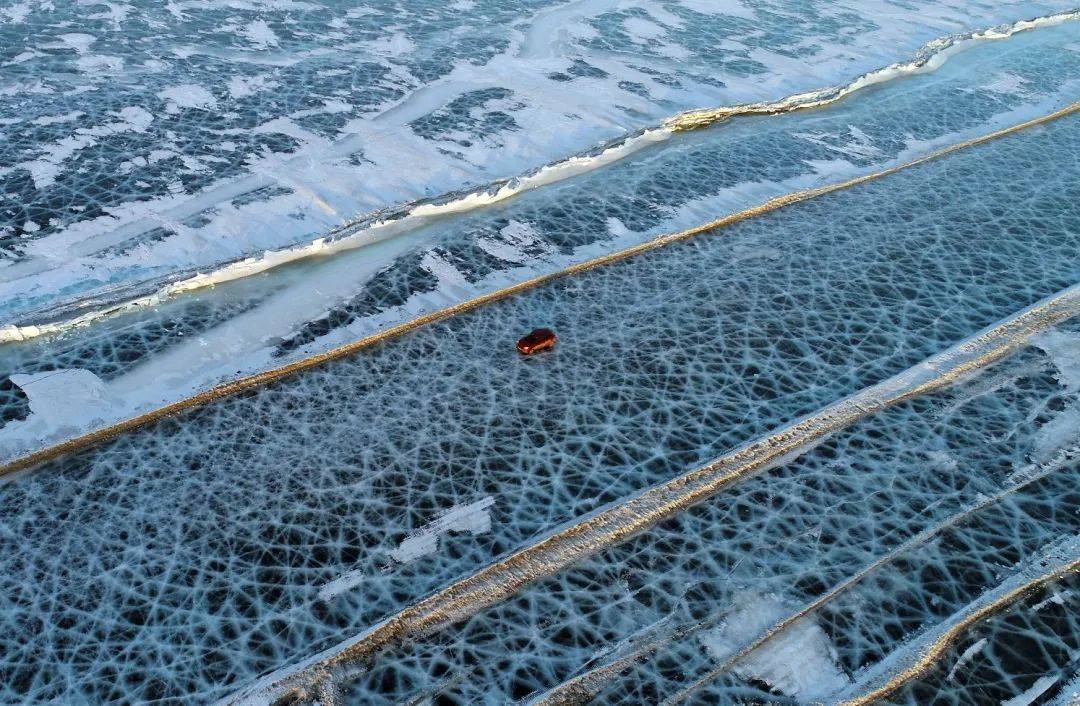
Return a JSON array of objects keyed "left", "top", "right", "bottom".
[
  {"left": 698, "top": 593, "right": 851, "bottom": 700},
  {"left": 0, "top": 1, "right": 1076, "bottom": 325},
  {"left": 8, "top": 369, "right": 115, "bottom": 423},
  {"left": 312, "top": 343, "right": 1080, "bottom": 705},
  {"left": 1, "top": 5, "right": 1079, "bottom": 706},
  {"left": 872, "top": 573, "right": 1080, "bottom": 705},
  {"left": 271, "top": 22, "right": 1080, "bottom": 358},
  {"left": 1, "top": 83, "right": 1080, "bottom": 702},
  {"left": 2, "top": 19, "right": 1080, "bottom": 457}
]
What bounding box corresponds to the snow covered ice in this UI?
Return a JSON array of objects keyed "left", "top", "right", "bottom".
[{"left": 1, "top": 2, "right": 1080, "bottom": 705}]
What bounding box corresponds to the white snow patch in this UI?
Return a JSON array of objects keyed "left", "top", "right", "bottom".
[
  {"left": 0, "top": 80, "right": 52, "bottom": 98},
  {"left": 75, "top": 55, "right": 124, "bottom": 74},
  {"left": 980, "top": 71, "right": 1031, "bottom": 95},
  {"left": 252, "top": 116, "right": 320, "bottom": 145},
  {"left": 191, "top": 0, "right": 315, "bottom": 10},
  {"left": 1032, "top": 406, "right": 1080, "bottom": 464},
  {"left": 7, "top": 50, "right": 39, "bottom": 64},
  {"left": 1002, "top": 675, "right": 1060, "bottom": 706},
  {"left": 316, "top": 568, "right": 365, "bottom": 602},
  {"left": 925, "top": 448, "right": 959, "bottom": 471},
  {"left": 390, "top": 497, "right": 495, "bottom": 564},
  {"left": 290, "top": 99, "right": 353, "bottom": 118},
  {"left": 243, "top": 19, "right": 279, "bottom": 49},
  {"left": 794, "top": 125, "right": 883, "bottom": 160},
  {"left": 88, "top": 1, "right": 130, "bottom": 28},
  {"left": 1, "top": 2, "right": 32, "bottom": 23},
  {"left": 606, "top": 216, "right": 633, "bottom": 238},
  {"left": 11, "top": 106, "right": 152, "bottom": 189},
  {"left": 1033, "top": 330, "right": 1080, "bottom": 393},
  {"left": 57, "top": 33, "right": 97, "bottom": 53},
  {"left": 677, "top": 0, "right": 757, "bottom": 19},
  {"left": 1028, "top": 330, "right": 1080, "bottom": 463},
  {"left": 1033, "top": 590, "right": 1070, "bottom": 611},
  {"left": 345, "top": 6, "right": 376, "bottom": 18},
  {"left": 32, "top": 111, "right": 84, "bottom": 126},
  {"left": 624, "top": 17, "right": 666, "bottom": 42},
  {"left": 476, "top": 220, "right": 548, "bottom": 263},
  {"left": 1050, "top": 673, "right": 1080, "bottom": 705},
  {"left": 367, "top": 32, "right": 415, "bottom": 58},
  {"left": 115, "top": 106, "right": 154, "bottom": 130},
  {"left": 946, "top": 638, "right": 987, "bottom": 682},
  {"left": 158, "top": 84, "right": 218, "bottom": 113},
  {"left": 419, "top": 251, "right": 468, "bottom": 287},
  {"left": 700, "top": 593, "right": 851, "bottom": 701},
  {"left": 475, "top": 237, "right": 524, "bottom": 263},
  {"left": 9, "top": 369, "right": 116, "bottom": 422},
  {"left": 227, "top": 74, "right": 277, "bottom": 98}
]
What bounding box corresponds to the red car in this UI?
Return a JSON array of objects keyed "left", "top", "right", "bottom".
[{"left": 517, "top": 328, "right": 557, "bottom": 355}]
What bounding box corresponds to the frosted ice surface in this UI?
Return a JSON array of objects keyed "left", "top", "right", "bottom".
[
  {"left": 0, "top": 0, "right": 1076, "bottom": 322},
  {"left": 874, "top": 572, "right": 1080, "bottom": 705},
  {"left": 2, "top": 20, "right": 1080, "bottom": 452},
  {"left": 335, "top": 345, "right": 1080, "bottom": 704},
  {"left": 0, "top": 276, "right": 273, "bottom": 429},
  {"left": 1, "top": 4, "right": 1080, "bottom": 706},
  {"left": 1, "top": 96, "right": 1079, "bottom": 702},
  {"left": 272, "top": 24, "right": 1080, "bottom": 358}
]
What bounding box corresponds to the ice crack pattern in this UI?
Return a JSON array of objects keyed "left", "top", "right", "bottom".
[{"left": 2, "top": 2, "right": 1080, "bottom": 705}]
